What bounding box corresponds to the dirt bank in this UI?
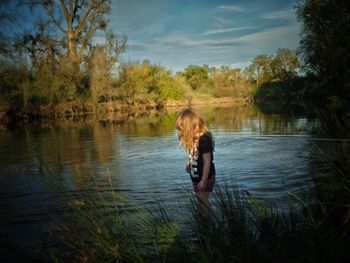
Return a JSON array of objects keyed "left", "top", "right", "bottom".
[
  {"left": 165, "top": 97, "right": 246, "bottom": 108},
  {"left": 0, "top": 97, "right": 246, "bottom": 131}
]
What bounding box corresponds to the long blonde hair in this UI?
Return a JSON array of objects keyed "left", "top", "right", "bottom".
[{"left": 176, "top": 108, "right": 213, "bottom": 151}]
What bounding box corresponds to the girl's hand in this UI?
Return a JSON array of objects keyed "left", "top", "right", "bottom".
[
  {"left": 186, "top": 163, "right": 190, "bottom": 173},
  {"left": 198, "top": 179, "right": 207, "bottom": 191}
]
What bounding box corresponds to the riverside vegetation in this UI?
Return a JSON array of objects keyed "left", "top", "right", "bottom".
[
  {"left": 1, "top": 0, "right": 349, "bottom": 127},
  {"left": 0, "top": 0, "right": 252, "bottom": 125},
  {"left": 44, "top": 108, "right": 350, "bottom": 262},
  {"left": 1, "top": 0, "right": 350, "bottom": 261}
]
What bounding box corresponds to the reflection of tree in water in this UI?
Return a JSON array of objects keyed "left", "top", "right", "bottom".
[
  {"left": 117, "top": 111, "right": 179, "bottom": 137},
  {"left": 10, "top": 111, "right": 179, "bottom": 189},
  {"left": 39, "top": 128, "right": 65, "bottom": 175},
  {"left": 92, "top": 123, "right": 118, "bottom": 164},
  {"left": 41, "top": 127, "right": 88, "bottom": 186},
  {"left": 40, "top": 124, "right": 120, "bottom": 187},
  {"left": 0, "top": 132, "right": 36, "bottom": 186},
  {"left": 194, "top": 105, "right": 307, "bottom": 134},
  {"left": 2, "top": 106, "right": 321, "bottom": 190}
]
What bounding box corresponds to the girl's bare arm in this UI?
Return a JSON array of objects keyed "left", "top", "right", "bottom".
[{"left": 198, "top": 152, "right": 211, "bottom": 190}]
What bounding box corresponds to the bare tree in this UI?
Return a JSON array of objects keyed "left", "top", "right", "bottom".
[
  {"left": 29, "top": 0, "right": 111, "bottom": 63},
  {"left": 87, "top": 31, "right": 127, "bottom": 102}
]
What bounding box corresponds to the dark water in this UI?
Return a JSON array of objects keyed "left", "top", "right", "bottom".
[{"left": 0, "top": 105, "right": 322, "bottom": 259}]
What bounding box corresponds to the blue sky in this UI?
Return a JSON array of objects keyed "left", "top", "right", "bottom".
[
  {"left": 109, "top": 0, "right": 301, "bottom": 72},
  {"left": 6, "top": 0, "right": 301, "bottom": 72}
]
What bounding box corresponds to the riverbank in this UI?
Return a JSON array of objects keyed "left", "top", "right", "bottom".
[
  {"left": 166, "top": 96, "right": 250, "bottom": 108},
  {"left": 0, "top": 97, "right": 244, "bottom": 131}
]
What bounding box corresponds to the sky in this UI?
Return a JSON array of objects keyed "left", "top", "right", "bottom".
[
  {"left": 5, "top": 0, "right": 301, "bottom": 73},
  {"left": 109, "top": 0, "right": 301, "bottom": 72}
]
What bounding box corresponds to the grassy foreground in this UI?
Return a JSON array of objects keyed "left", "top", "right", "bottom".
[
  {"left": 45, "top": 178, "right": 350, "bottom": 262},
  {"left": 42, "top": 109, "right": 350, "bottom": 263}
]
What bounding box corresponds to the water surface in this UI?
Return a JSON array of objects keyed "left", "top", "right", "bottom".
[{"left": 0, "top": 105, "right": 321, "bottom": 259}]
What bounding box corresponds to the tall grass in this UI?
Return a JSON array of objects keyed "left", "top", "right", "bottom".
[
  {"left": 44, "top": 109, "right": 350, "bottom": 262},
  {"left": 46, "top": 177, "right": 350, "bottom": 262},
  {"left": 45, "top": 173, "right": 178, "bottom": 262}
]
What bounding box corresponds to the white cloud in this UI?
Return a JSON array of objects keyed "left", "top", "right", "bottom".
[
  {"left": 213, "top": 17, "right": 235, "bottom": 27},
  {"left": 131, "top": 23, "right": 300, "bottom": 50},
  {"left": 116, "top": 2, "right": 301, "bottom": 71},
  {"left": 127, "top": 22, "right": 301, "bottom": 69},
  {"left": 217, "top": 5, "right": 243, "bottom": 12},
  {"left": 262, "top": 9, "right": 295, "bottom": 20},
  {"left": 200, "top": 26, "right": 257, "bottom": 36}
]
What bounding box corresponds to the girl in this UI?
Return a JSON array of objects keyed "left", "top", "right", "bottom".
[{"left": 176, "top": 108, "right": 216, "bottom": 210}]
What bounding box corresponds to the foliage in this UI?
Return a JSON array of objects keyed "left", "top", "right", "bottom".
[
  {"left": 0, "top": 0, "right": 128, "bottom": 113},
  {"left": 86, "top": 31, "right": 127, "bottom": 102},
  {"left": 28, "top": 0, "right": 112, "bottom": 62},
  {"left": 210, "top": 66, "right": 253, "bottom": 99},
  {"left": 46, "top": 164, "right": 350, "bottom": 263},
  {"left": 0, "top": 0, "right": 126, "bottom": 108},
  {"left": 173, "top": 75, "right": 193, "bottom": 100},
  {"left": 249, "top": 49, "right": 302, "bottom": 102},
  {"left": 118, "top": 60, "right": 183, "bottom": 100},
  {"left": 271, "top": 48, "right": 300, "bottom": 82},
  {"left": 46, "top": 176, "right": 178, "bottom": 262},
  {"left": 247, "top": 49, "right": 300, "bottom": 84},
  {"left": 182, "top": 65, "right": 209, "bottom": 90},
  {"left": 0, "top": 0, "right": 348, "bottom": 118},
  {"left": 253, "top": 77, "right": 306, "bottom": 101},
  {"left": 0, "top": 59, "right": 32, "bottom": 113},
  {"left": 31, "top": 59, "right": 62, "bottom": 104},
  {"left": 296, "top": 0, "right": 350, "bottom": 97},
  {"left": 246, "top": 54, "right": 273, "bottom": 85}
]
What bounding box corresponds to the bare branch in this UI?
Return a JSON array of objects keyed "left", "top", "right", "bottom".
[
  {"left": 59, "top": 0, "right": 70, "bottom": 29},
  {"left": 69, "top": 0, "right": 73, "bottom": 16},
  {"left": 78, "top": 24, "right": 94, "bottom": 58},
  {"left": 75, "top": 0, "right": 108, "bottom": 35},
  {"left": 45, "top": 4, "right": 67, "bottom": 34},
  {"left": 74, "top": 6, "right": 94, "bottom": 35}
]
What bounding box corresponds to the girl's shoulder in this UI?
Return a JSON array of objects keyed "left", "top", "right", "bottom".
[
  {"left": 199, "top": 132, "right": 212, "bottom": 141},
  {"left": 198, "top": 132, "right": 214, "bottom": 152}
]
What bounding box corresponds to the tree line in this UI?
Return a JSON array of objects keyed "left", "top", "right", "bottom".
[
  {"left": 0, "top": 0, "right": 349, "bottom": 119},
  {"left": 296, "top": 0, "right": 350, "bottom": 108}
]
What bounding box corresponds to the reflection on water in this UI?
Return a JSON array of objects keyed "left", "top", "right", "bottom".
[{"left": 0, "top": 105, "right": 323, "bottom": 259}]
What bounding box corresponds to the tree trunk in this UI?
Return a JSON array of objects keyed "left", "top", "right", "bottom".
[{"left": 67, "top": 31, "right": 77, "bottom": 58}]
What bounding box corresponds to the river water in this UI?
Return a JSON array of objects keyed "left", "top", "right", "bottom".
[{"left": 0, "top": 105, "right": 322, "bottom": 259}]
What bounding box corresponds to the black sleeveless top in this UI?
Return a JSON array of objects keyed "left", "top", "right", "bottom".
[{"left": 189, "top": 133, "right": 215, "bottom": 183}]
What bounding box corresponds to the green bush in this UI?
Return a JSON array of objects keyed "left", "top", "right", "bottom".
[
  {"left": 118, "top": 61, "right": 184, "bottom": 100},
  {"left": 182, "top": 65, "right": 209, "bottom": 90}
]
